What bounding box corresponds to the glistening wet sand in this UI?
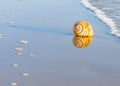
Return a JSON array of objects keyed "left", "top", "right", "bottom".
[{"left": 0, "top": 0, "right": 120, "bottom": 86}]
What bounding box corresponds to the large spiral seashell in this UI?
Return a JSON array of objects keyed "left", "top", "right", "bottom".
[
  {"left": 72, "top": 36, "right": 94, "bottom": 48},
  {"left": 73, "top": 20, "right": 94, "bottom": 36}
]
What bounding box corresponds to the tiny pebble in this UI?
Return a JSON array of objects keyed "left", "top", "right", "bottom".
[
  {"left": 22, "top": 73, "right": 29, "bottom": 77},
  {"left": 29, "top": 55, "right": 36, "bottom": 58},
  {"left": 14, "top": 48, "right": 23, "bottom": 52},
  {"left": 11, "top": 82, "right": 17, "bottom": 86},
  {"left": 13, "top": 64, "right": 19, "bottom": 67},
  {"left": 19, "top": 40, "right": 28, "bottom": 44}
]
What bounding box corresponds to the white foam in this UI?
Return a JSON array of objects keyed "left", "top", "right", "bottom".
[{"left": 81, "top": 0, "right": 120, "bottom": 37}]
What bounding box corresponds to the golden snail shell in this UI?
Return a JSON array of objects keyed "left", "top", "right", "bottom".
[
  {"left": 73, "top": 20, "right": 94, "bottom": 36},
  {"left": 72, "top": 36, "right": 94, "bottom": 48}
]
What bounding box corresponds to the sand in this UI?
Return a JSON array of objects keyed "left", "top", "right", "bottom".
[{"left": 0, "top": 0, "right": 120, "bottom": 86}]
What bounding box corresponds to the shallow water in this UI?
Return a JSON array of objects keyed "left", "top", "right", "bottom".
[{"left": 81, "top": 0, "right": 120, "bottom": 37}]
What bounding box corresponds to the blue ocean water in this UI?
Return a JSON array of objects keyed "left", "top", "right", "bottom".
[{"left": 81, "top": 0, "right": 120, "bottom": 37}]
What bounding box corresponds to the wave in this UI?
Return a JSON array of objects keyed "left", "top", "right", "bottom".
[{"left": 81, "top": 0, "right": 120, "bottom": 37}]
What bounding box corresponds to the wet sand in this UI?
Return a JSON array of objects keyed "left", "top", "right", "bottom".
[{"left": 0, "top": 0, "right": 120, "bottom": 86}]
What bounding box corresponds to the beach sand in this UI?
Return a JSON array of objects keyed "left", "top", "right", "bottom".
[{"left": 0, "top": 0, "right": 120, "bottom": 86}]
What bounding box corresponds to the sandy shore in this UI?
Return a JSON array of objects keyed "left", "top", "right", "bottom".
[{"left": 0, "top": 0, "right": 120, "bottom": 86}]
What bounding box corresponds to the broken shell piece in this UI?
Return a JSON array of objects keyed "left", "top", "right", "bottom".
[
  {"left": 11, "top": 82, "right": 17, "bottom": 86},
  {"left": 29, "top": 55, "right": 36, "bottom": 58},
  {"left": 14, "top": 48, "right": 23, "bottom": 52},
  {"left": 22, "top": 73, "right": 29, "bottom": 77},
  {"left": 19, "top": 40, "right": 28, "bottom": 44},
  {"left": 13, "top": 64, "right": 19, "bottom": 67},
  {"left": 6, "top": 21, "right": 14, "bottom": 25}
]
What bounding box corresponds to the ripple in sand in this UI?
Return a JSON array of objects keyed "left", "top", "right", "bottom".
[
  {"left": 22, "top": 73, "right": 29, "bottom": 77},
  {"left": 19, "top": 40, "right": 28, "bottom": 44},
  {"left": 11, "top": 82, "right": 17, "bottom": 86}
]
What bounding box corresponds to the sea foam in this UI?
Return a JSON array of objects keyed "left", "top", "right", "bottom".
[{"left": 81, "top": 0, "right": 120, "bottom": 37}]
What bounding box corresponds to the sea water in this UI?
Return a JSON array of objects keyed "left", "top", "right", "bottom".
[{"left": 81, "top": 0, "right": 120, "bottom": 37}]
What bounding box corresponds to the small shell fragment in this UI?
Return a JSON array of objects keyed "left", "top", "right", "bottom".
[
  {"left": 22, "top": 73, "right": 29, "bottom": 77},
  {"left": 11, "top": 82, "right": 17, "bottom": 86},
  {"left": 14, "top": 48, "right": 23, "bottom": 52},
  {"left": 13, "top": 64, "right": 19, "bottom": 67},
  {"left": 6, "top": 21, "right": 14, "bottom": 25},
  {"left": 29, "top": 55, "right": 36, "bottom": 58},
  {"left": 19, "top": 40, "right": 28, "bottom": 44}
]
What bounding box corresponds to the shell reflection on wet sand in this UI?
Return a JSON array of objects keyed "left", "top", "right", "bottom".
[
  {"left": 17, "top": 52, "right": 23, "bottom": 56},
  {"left": 72, "top": 36, "right": 94, "bottom": 48}
]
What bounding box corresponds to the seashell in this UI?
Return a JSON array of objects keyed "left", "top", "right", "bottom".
[
  {"left": 11, "top": 82, "right": 17, "bottom": 86},
  {"left": 72, "top": 36, "right": 94, "bottom": 48},
  {"left": 73, "top": 20, "right": 94, "bottom": 36}
]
